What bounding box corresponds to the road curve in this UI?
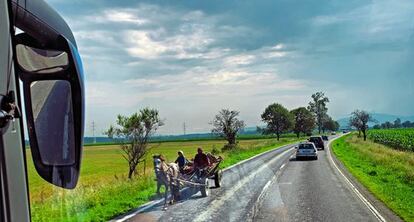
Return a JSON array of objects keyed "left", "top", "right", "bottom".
[
  {"left": 254, "top": 136, "right": 380, "bottom": 222},
  {"left": 125, "top": 135, "right": 391, "bottom": 222}
]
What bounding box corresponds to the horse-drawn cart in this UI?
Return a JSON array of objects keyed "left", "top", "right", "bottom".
[
  {"left": 179, "top": 154, "right": 223, "bottom": 197},
  {"left": 153, "top": 153, "right": 223, "bottom": 208}
]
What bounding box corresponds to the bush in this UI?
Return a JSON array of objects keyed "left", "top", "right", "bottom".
[
  {"left": 221, "top": 143, "right": 239, "bottom": 152},
  {"left": 211, "top": 145, "right": 220, "bottom": 155}
]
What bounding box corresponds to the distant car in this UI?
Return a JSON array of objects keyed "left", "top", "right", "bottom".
[
  {"left": 309, "top": 136, "right": 325, "bottom": 150},
  {"left": 342, "top": 130, "right": 347, "bottom": 133},
  {"left": 322, "top": 135, "right": 329, "bottom": 141},
  {"left": 331, "top": 132, "right": 336, "bottom": 135},
  {"left": 296, "top": 142, "right": 318, "bottom": 160}
]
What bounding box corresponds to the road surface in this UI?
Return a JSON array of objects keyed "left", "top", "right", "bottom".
[{"left": 120, "top": 135, "right": 394, "bottom": 222}]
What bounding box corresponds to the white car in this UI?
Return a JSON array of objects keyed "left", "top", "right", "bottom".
[{"left": 296, "top": 142, "right": 318, "bottom": 160}]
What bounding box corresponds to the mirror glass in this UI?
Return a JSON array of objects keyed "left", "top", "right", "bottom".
[
  {"left": 16, "top": 44, "right": 69, "bottom": 73},
  {"left": 30, "top": 80, "right": 75, "bottom": 166}
]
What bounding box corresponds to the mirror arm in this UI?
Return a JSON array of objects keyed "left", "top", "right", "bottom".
[{"left": 0, "top": 91, "right": 21, "bottom": 131}]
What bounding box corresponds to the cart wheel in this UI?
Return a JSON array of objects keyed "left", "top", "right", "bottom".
[
  {"left": 200, "top": 178, "right": 209, "bottom": 197},
  {"left": 214, "top": 171, "right": 221, "bottom": 188}
]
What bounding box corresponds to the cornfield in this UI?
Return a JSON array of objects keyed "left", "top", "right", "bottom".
[{"left": 367, "top": 128, "right": 414, "bottom": 152}]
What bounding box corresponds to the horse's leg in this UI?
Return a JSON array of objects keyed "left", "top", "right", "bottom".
[
  {"left": 176, "top": 179, "right": 181, "bottom": 201},
  {"left": 163, "top": 182, "right": 169, "bottom": 210},
  {"left": 156, "top": 180, "right": 161, "bottom": 196},
  {"left": 169, "top": 180, "right": 174, "bottom": 205}
]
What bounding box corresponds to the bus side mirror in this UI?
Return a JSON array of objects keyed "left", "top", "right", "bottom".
[{"left": 15, "top": 33, "right": 84, "bottom": 189}]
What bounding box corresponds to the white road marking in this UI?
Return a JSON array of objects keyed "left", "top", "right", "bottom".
[
  {"left": 327, "top": 136, "right": 387, "bottom": 222},
  {"left": 278, "top": 182, "right": 292, "bottom": 185},
  {"left": 194, "top": 148, "right": 294, "bottom": 222},
  {"left": 257, "top": 181, "right": 272, "bottom": 204}
]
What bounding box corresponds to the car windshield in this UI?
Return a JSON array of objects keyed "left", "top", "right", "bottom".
[{"left": 299, "top": 144, "right": 314, "bottom": 150}]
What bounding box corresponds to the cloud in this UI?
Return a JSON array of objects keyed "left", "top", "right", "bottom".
[
  {"left": 43, "top": 0, "right": 414, "bottom": 135},
  {"left": 310, "top": 0, "right": 414, "bottom": 41},
  {"left": 103, "top": 9, "right": 148, "bottom": 25}
]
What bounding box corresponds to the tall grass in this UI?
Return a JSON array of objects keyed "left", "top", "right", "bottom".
[{"left": 31, "top": 176, "right": 158, "bottom": 222}]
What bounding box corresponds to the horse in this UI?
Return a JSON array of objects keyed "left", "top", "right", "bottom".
[
  {"left": 152, "top": 154, "right": 181, "bottom": 209},
  {"left": 153, "top": 155, "right": 167, "bottom": 196}
]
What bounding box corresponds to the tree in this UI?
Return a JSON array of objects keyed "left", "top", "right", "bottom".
[
  {"left": 261, "top": 103, "right": 294, "bottom": 140},
  {"left": 382, "top": 121, "right": 393, "bottom": 129},
  {"left": 349, "top": 115, "right": 362, "bottom": 136},
  {"left": 322, "top": 115, "right": 339, "bottom": 133},
  {"left": 349, "top": 110, "right": 374, "bottom": 141},
  {"left": 106, "top": 108, "right": 164, "bottom": 179},
  {"left": 394, "top": 118, "right": 402, "bottom": 128},
  {"left": 308, "top": 92, "right": 330, "bottom": 134},
  {"left": 372, "top": 124, "right": 381, "bottom": 129},
  {"left": 402, "top": 120, "right": 412, "bottom": 128},
  {"left": 211, "top": 109, "right": 245, "bottom": 147},
  {"left": 290, "top": 107, "right": 315, "bottom": 138}
]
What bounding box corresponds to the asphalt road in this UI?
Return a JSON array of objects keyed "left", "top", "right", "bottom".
[
  {"left": 254, "top": 136, "right": 378, "bottom": 222},
  {"left": 124, "top": 135, "right": 385, "bottom": 222}
]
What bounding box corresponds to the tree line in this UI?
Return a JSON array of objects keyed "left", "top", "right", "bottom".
[
  {"left": 258, "top": 92, "right": 339, "bottom": 140},
  {"left": 106, "top": 91, "right": 340, "bottom": 178},
  {"left": 372, "top": 118, "right": 414, "bottom": 129},
  {"left": 214, "top": 92, "right": 339, "bottom": 145}
]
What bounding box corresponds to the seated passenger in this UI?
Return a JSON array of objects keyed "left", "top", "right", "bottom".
[{"left": 174, "top": 150, "right": 188, "bottom": 170}]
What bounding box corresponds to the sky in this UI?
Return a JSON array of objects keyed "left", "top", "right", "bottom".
[{"left": 45, "top": 0, "right": 414, "bottom": 136}]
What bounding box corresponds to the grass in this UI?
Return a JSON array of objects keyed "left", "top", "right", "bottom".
[
  {"left": 332, "top": 133, "right": 414, "bottom": 222},
  {"left": 81, "top": 133, "right": 300, "bottom": 146},
  {"left": 28, "top": 137, "right": 304, "bottom": 221}
]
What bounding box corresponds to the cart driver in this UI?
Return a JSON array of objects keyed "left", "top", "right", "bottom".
[{"left": 194, "top": 147, "right": 210, "bottom": 169}]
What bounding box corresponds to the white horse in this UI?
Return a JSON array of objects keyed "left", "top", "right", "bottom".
[{"left": 152, "top": 155, "right": 181, "bottom": 209}]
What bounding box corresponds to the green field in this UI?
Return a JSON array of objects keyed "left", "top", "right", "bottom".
[
  {"left": 368, "top": 128, "right": 414, "bottom": 152},
  {"left": 332, "top": 134, "right": 414, "bottom": 222},
  {"left": 28, "top": 136, "right": 304, "bottom": 221}
]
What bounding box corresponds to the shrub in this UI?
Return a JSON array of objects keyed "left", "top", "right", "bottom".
[
  {"left": 221, "top": 143, "right": 239, "bottom": 152},
  {"left": 211, "top": 145, "right": 220, "bottom": 155}
]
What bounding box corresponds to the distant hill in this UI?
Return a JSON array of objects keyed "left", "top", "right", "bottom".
[{"left": 336, "top": 113, "right": 414, "bottom": 129}]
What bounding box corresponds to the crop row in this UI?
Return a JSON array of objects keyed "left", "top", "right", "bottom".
[{"left": 367, "top": 128, "right": 414, "bottom": 152}]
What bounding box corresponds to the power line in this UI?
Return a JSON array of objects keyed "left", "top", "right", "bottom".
[{"left": 91, "top": 121, "right": 96, "bottom": 144}]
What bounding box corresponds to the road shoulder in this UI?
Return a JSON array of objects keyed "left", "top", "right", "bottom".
[{"left": 327, "top": 135, "right": 403, "bottom": 222}]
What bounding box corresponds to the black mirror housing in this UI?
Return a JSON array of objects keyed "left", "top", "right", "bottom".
[{"left": 15, "top": 33, "right": 84, "bottom": 189}]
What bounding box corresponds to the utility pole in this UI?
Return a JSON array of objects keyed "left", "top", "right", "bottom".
[
  {"left": 91, "top": 121, "right": 96, "bottom": 144},
  {"left": 183, "top": 122, "right": 186, "bottom": 135}
]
